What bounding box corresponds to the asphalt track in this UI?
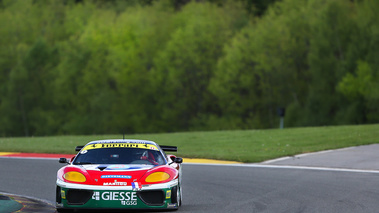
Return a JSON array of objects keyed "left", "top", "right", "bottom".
[{"left": 2, "top": 145, "right": 379, "bottom": 212}]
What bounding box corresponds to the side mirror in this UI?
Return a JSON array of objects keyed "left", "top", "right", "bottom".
[
  {"left": 59, "top": 158, "right": 68, "bottom": 164},
  {"left": 174, "top": 157, "right": 183, "bottom": 164}
]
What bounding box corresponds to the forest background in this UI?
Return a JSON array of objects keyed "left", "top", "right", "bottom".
[{"left": 0, "top": 0, "right": 378, "bottom": 137}]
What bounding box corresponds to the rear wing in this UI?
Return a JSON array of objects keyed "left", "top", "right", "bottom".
[
  {"left": 160, "top": 145, "right": 177, "bottom": 152},
  {"left": 75, "top": 146, "right": 84, "bottom": 152}
]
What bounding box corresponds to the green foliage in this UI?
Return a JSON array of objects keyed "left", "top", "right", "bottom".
[
  {"left": 210, "top": 0, "right": 312, "bottom": 129},
  {"left": 108, "top": 2, "right": 176, "bottom": 133},
  {"left": 338, "top": 61, "right": 373, "bottom": 99},
  {"left": 303, "top": 0, "right": 355, "bottom": 126},
  {"left": 152, "top": 1, "right": 248, "bottom": 131},
  {"left": 0, "top": 0, "right": 378, "bottom": 136}
]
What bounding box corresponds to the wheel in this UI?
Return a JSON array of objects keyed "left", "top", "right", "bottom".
[
  {"left": 56, "top": 186, "right": 74, "bottom": 212},
  {"left": 171, "top": 185, "right": 182, "bottom": 207},
  {"left": 56, "top": 186, "right": 62, "bottom": 204},
  {"left": 178, "top": 185, "right": 182, "bottom": 206}
]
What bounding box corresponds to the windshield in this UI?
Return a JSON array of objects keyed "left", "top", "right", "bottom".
[{"left": 73, "top": 147, "right": 166, "bottom": 166}]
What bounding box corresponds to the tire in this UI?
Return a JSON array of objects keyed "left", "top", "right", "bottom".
[
  {"left": 178, "top": 186, "right": 182, "bottom": 206},
  {"left": 56, "top": 186, "right": 63, "bottom": 205},
  {"left": 171, "top": 185, "right": 182, "bottom": 207}
]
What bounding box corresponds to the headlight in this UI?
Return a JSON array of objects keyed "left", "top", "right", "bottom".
[
  {"left": 63, "top": 171, "right": 86, "bottom": 183},
  {"left": 145, "top": 172, "right": 170, "bottom": 183}
]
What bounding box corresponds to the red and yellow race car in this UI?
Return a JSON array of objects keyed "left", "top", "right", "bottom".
[{"left": 56, "top": 139, "right": 183, "bottom": 211}]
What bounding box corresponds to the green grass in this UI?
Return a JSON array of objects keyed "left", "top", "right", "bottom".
[{"left": 1, "top": 124, "right": 378, "bottom": 163}]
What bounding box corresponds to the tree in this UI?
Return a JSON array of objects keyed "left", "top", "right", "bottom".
[
  {"left": 209, "top": 0, "right": 312, "bottom": 129},
  {"left": 151, "top": 1, "right": 248, "bottom": 131},
  {"left": 336, "top": 0, "right": 379, "bottom": 123},
  {"left": 0, "top": 0, "right": 63, "bottom": 136},
  {"left": 304, "top": 0, "right": 358, "bottom": 126},
  {"left": 106, "top": 2, "right": 176, "bottom": 133}
]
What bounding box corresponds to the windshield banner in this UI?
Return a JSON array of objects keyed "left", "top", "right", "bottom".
[{"left": 83, "top": 143, "right": 159, "bottom": 151}]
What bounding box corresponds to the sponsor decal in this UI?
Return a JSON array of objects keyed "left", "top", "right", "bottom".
[
  {"left": 90, "top": 140, "right": 150, "bottom": 144},
  {"left": 92, "top": 192, "right": 100, "bottom": 201},
  {"left": 167, "top": 203, "right": 177, "bottom": 208},
  {"left": 80, "top": 150, "right": 88, "bottom": 154},
  {"left": 83, "top": 143, "right": 158, "bottom": 151},
  {"left": 103, "top": 180, "right": 128, "bottom": 186},
  {"left": 131, "top": 182, "right": 142, "bottom": 191},
  {"left": 61, "top": 190, "right": 66, "bottom": 199},
  {"left": 92, "top": 191, "right": 138, "bottom": 206},
  {"left": 101, "top": 175, "right": 132, "bottom": 179},
  {"left": 166, "top": 190, "right": 171, "bottom": 199}
]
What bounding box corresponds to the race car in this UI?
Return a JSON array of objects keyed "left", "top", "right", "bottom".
[{"left": 56, "top": 139, "right": 183, "bottom": 212}]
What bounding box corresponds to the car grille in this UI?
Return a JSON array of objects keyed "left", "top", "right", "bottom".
[
  {"left": 67, "top": 189, "right": 93, "bottom": 205},
  {"left": 138, "top": 190, "right": 165, "bottom": 206}
]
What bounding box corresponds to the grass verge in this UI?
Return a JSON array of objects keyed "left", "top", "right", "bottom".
[{"left": 0, "top": 124, "right": 378, "bottom": 163}]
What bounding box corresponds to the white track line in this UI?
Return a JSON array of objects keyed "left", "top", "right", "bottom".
[
  {"left": 185, "top": 163, "right": 379, "bottom": 174},
  {"left": 261, "top": 147, "right": 355, "bottom": 164}
]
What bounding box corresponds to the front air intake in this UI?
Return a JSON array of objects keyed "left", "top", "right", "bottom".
[
  {"left": 67, "top": 189, "right": 93, "bottom": 205},
  {"left": 138, "top": 190, "right": 165, "bottom": 206}
]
